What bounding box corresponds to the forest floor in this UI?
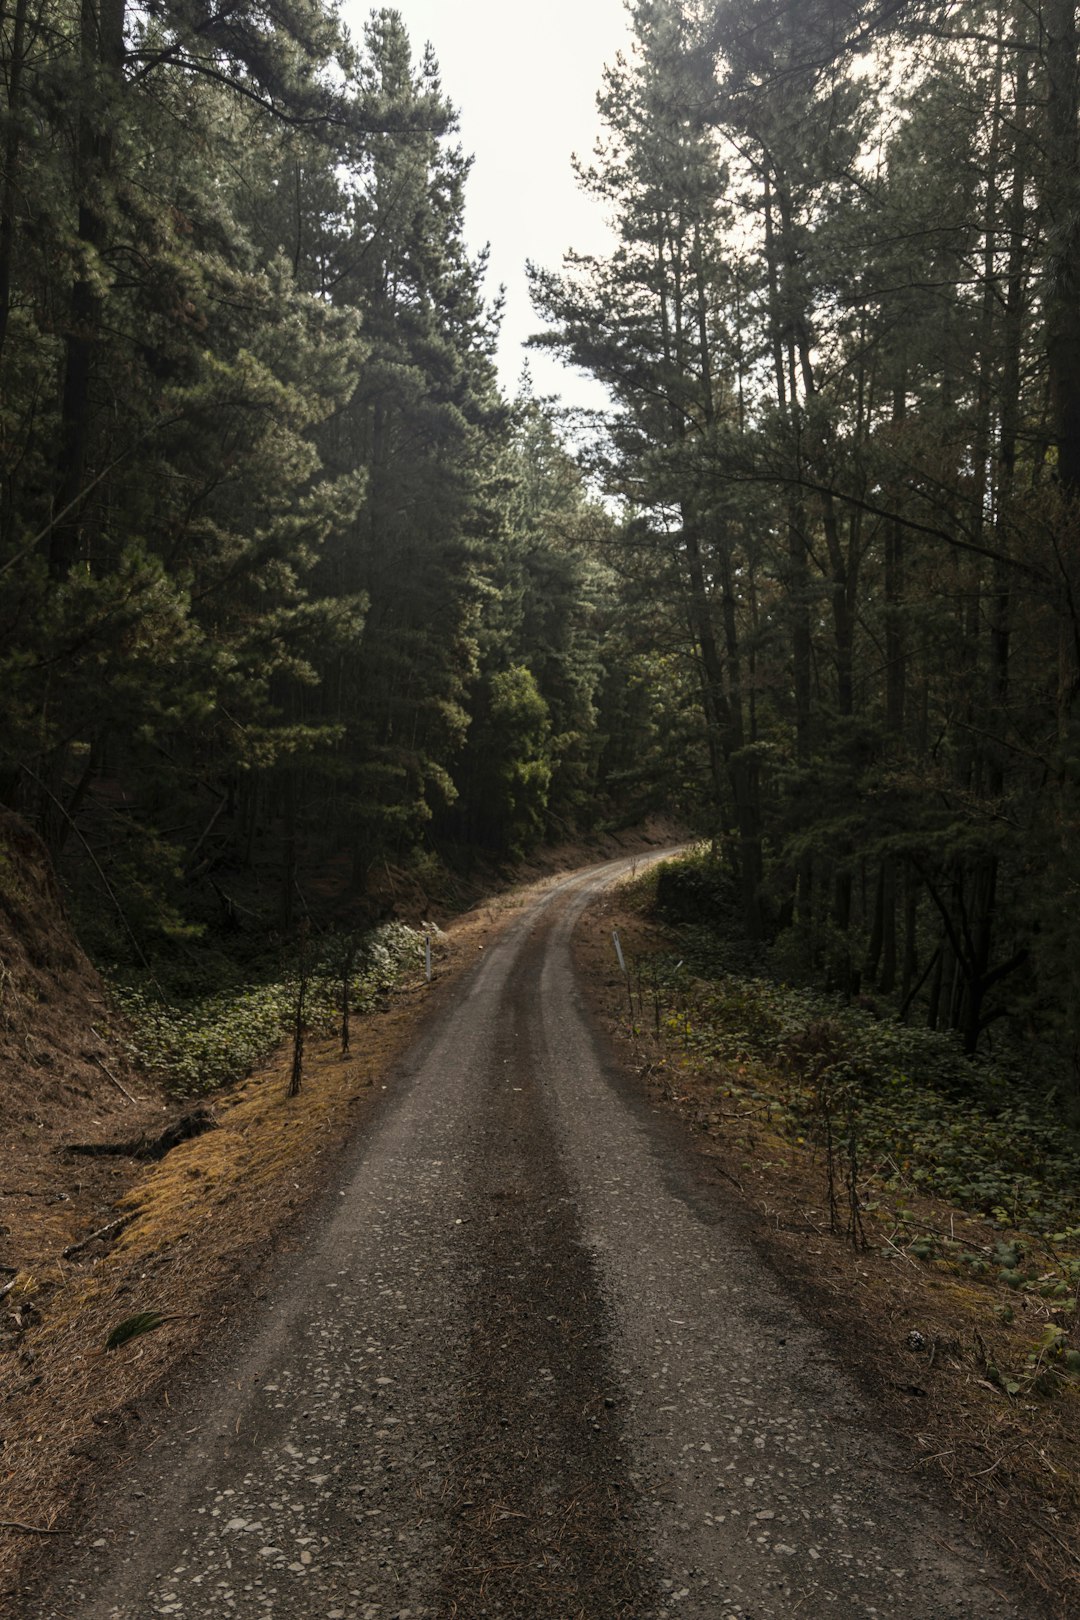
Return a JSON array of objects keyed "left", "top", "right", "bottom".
[
  {"left": 0, "top": 820, "right": 676, "bottom": 1602},
  {"left": 575, "top": 881, "right": 1080, "bottom": 1619},
  {"left": 3, "top": 827, "right": 1077, "bottom": 1614}
]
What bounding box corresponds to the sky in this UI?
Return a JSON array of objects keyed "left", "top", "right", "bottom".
[{"left": 339, "top": 0, "right": 633, "bottom": 409}]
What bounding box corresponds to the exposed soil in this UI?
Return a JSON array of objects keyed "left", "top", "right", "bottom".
[
  {"left": 0, "top": 810, "right": 169, "bottom": 1284},
  {"left": 573, "top": 881, "right": 1080, "bottom": 1620}
]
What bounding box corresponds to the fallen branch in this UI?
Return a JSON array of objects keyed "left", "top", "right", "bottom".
[
  {"left": 64, "top": 1107, "right": 217, "bottom": 1163},
  {"left": 709, "top": 1161, "right": 745, "bottom": 1194},
  {"left": 883, "top": 1233, "right": 923, "bottom": 1270},
  {"left": 92, "top": 1054, "right": 142, "bottom": 1106},
  {"left": 0, "top": 1521, "right": 69, "bottom": 1535},
  {"left": 62, "top": 1215, "right": 133, "bottom": 1260}
]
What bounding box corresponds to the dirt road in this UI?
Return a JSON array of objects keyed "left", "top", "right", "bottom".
[{"left": 23, "top": 856, "right": 1039, "bottom": 1619}]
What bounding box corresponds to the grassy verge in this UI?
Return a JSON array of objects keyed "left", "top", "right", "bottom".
[{"left": 580, "top": 854, "right": 1080, "bottom": 1616}]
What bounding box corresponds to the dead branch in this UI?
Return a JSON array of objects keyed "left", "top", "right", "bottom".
[
  {"left": 64, "top": 1107, "right": 216, "bottom": 1163},
  {"left": 62, "top": 1215, "right": 133, "bottom": 1260},
  {"left": 0, "top": 1521, "right": 69, "bottom": 1536},
  {"left": 92, "top": 1054, "right": 142, "bottom": 1105}
]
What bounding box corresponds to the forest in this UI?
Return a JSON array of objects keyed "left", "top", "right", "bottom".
[{"left": 2, "top": 0, "right": 1080, "bottom": 1107}]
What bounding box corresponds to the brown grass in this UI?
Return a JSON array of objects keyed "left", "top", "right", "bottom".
[
  {"left": 0, "top": 835, "right": 665, "bottom": 1597},
  {"left": 0, "top": 820, "right": 680, "bottom": 1599},
  {"left": 573, "top": 882, "right": 1080, "bottom": 1620},
  {"left": 0, "top": 940, "right": 471, "bottom": 1594}
]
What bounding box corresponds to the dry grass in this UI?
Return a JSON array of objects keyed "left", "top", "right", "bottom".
[
  {"left": 0, "top": 954, "right": 457, "bottom": 1595},
  {"left": 0, "top": 844, "right": 639, "bottom": 1596},
  {"left": 0, "top": 821, "right": 680, "bottom": 1599},
  {"left": 574, "top": 884, "right": 1080, "bottom": 1620}
]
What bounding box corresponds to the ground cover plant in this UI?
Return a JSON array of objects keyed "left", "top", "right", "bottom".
[
  {"left": 579, "top": 857, "right": 1080, "bottom": 1614},
  {"left": 109, "top": 923, "right": 425, "bottom": 1097},
  {"left": 619, "top": 853, "right": 1080, "bottom": 1394}
]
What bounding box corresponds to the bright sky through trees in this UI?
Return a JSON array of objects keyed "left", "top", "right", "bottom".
[{"left": 340, "top": 0, "right": 631, "bottom": 407}]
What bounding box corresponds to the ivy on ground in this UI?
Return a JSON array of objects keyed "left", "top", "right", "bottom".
[
  {"left": 653, "top": 925, "right": 1080, "bottom": 1238},
  {"left": 110, "top": 923, "right": 423, "bottom": 1097}
]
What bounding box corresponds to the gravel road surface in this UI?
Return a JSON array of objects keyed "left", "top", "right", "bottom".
[{"left": 25, "top": 856, "right": 1040, "bottom": 1620}]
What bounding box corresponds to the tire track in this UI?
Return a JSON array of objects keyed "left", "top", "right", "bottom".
[
  {"left": 437, "top": 912, "right": 648, "bottom": 1618},
  {"left": 17, "top": 851, "right": 1042, "bottom": 1620}
]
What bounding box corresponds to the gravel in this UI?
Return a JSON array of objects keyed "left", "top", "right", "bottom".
[{"left": 23, "top": 856, "right": 1043, "bottom": 1620}]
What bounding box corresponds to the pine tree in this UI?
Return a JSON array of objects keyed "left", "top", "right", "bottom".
[{"left": 532, "top": 0, "right": 768, "bottom": 934}]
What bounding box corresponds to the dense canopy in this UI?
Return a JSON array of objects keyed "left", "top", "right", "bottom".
[{"left": 3, "top": 0, "right": 1080, "bottom": 1102}]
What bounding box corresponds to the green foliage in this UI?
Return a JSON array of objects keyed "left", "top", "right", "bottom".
[
  {"left": 105, "top": 1311, "right": 166, "bottom": 1351},
  {"left": 451, "top": 664, "right": 553, "bottom": 857},
  {"left": 528, "top": 0, "right": 1080, "bottom": 1077},
  {"left": 861, "top": 1095, "right": 1080, "bottom": 1233},
  {"left": 111, "top": 924, "right": 421, "bottom": 1098},
  {"left": 654, "top": 850, "right": 741, "bottom": 930},
  {"left": 631, "top": 857, "right": 1080, "bottom": 1242},
  {"left": 983, "top": 1323, "right": 1080, "bottom": 1399},
  {"left": 0, "top": 0, "right": 668, "bottom": 945}
]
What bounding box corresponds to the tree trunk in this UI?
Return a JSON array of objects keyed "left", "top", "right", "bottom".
[
  {"left": 764, "top": 169, "right": 812, "bottom": 929},
  {"left": 1044, "top": 0, "right": 1080, "bottom": 497},
  {"left": 0, "top": 0, "right": 29, "bottom": 370},
  {"left": 927, "top": 938, "right": 946, "bottom": 1031},
  {"left": 988, "top": 51, "right": 1028, "bottom": 796},
  {"left": 50, "top": 0, "right": 126, "bottom": 579},
  {"left": 864, "top": 861, "right": 885, "bottom": 984},
  {"left": 681, "top": 517, "right": 731, "bottom": 818},
  {"left": 880, "top": 859, "right": 897, "bottom": 994},
  {"left": 900, "top": 867, "right": 919, "bottom": 1008},
  {"left": 281, "top": 769, "right": 297, "bottom": 932}
]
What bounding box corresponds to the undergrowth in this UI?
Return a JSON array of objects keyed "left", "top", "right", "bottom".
[
  {"left": 665, "top": 944, "right": 1080, "bottom": 1235},
  {"left": 109, "top": 922, "right": 424, "bottom": 1097},
  {"left": 621, "top": 854, "right": 1080, "bottom": 1395}
]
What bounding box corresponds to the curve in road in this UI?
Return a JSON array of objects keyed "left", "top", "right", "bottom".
[{"left": 27, "top": 855, "right": 1039, "bottom": 1620}]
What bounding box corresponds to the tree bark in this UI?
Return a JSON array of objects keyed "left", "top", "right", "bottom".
[
  {"left": 1044, "top": 0, "right": 1080, "bottom": 497},
  {"left": 0, "top": 0, "right": 29, "bottom": 370},
  {"left": 50, "top": 0, "right": 125, "bottom": 579}
]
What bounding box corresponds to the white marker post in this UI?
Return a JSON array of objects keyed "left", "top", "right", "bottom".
[{"left": 425, "top": 935, "right": 432, "bottom": 983}]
